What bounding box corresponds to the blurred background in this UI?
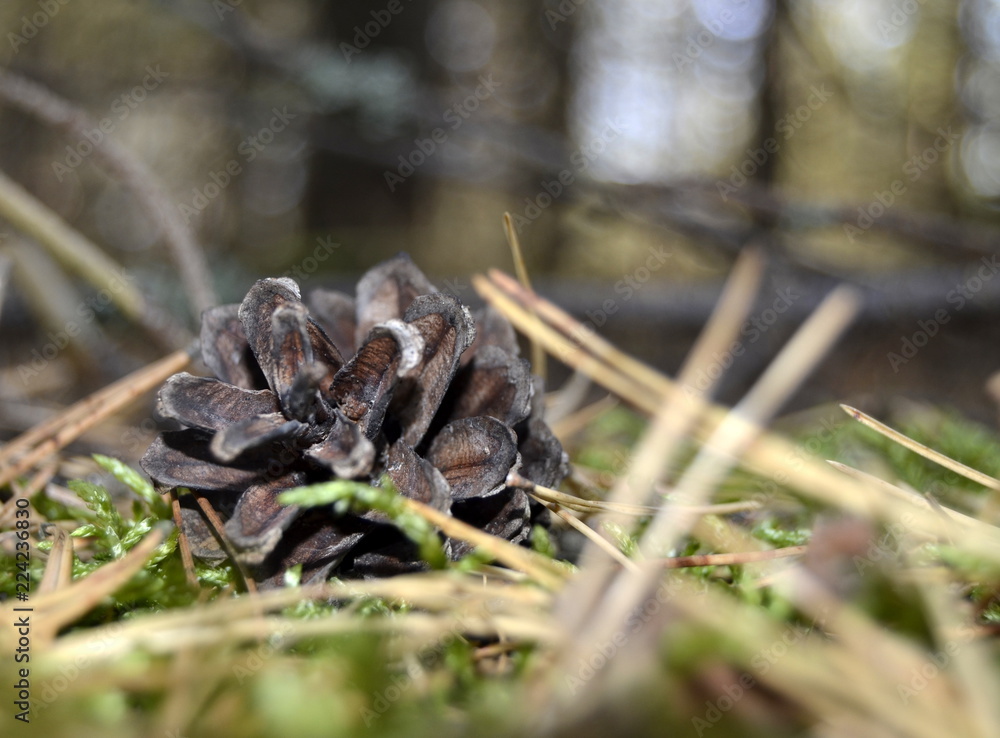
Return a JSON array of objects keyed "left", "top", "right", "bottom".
[{"left": 2, "top": 0, "right": 1000, "bottom": 460}]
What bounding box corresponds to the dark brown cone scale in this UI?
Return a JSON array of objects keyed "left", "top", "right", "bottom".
[{"left": 141, "top": 254, "right": 567, "bottom": 587}]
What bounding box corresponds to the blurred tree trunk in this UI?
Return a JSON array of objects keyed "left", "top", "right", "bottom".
[
  {"left": 305, "top": 1, "right": 433, "bottom": 268},
  {"left": 423, "top": 0, "right": 572, "bottom": 276}
]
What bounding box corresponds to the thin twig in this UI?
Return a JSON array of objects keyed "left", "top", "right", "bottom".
[
  {"left": 0, "top": 348, "right": 193, "bottom": 487},
  {"left": 0, "top": 68, "right": 217, "bottom": 319},
  {"left": 658, "top": 545, "right": 807, "bottom": 569},
  {"left": 37, "top": 523, "right": 74, "bottom": 594},
  {"left": 191, "top": 492, "right": 257, "bottom": 595},
  {"left": 0, "top": 169, "right": 187, "bottom": 350},
  {"left": 1, "top": 524, "right": 169, "bottom": 644},
  {"left": 503, "top": 212, "right": 546, "bottom": 381},
  {"left": 486, "top": 268, "right": 668, "bottom": 397},
  {"left": 508, "top": 472, "right": 756, "bottom": 517},
  {"left": 5, "top": 238, "right": 107, "bottom": 367},
  {"left": 0, "top": 458, "right": 56, "bottom": 527},
  {"left": 475, "top": 269, "right": 1000, "bottom": 561},
  {"left": 535, "top": 498, "right": 639, "bottom": 573},
  {"left": 552, "top": 248, "right": 766, "bottom": 633},
  {"left": 400, "top": 497, "right": 569, "bottom": 591},
  {"left": 170, "top": 490, "right": 199, "bottom": 590},
  {"left": 825, "top": 460, "right": 975, "bottom": 534},
  {"left": 562, "top": 287, "right": 859, "bottom": 703}
]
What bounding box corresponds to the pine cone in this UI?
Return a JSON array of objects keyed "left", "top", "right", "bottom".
[{"left": 141, "top": 255, "right": 567, "bottom": 586}]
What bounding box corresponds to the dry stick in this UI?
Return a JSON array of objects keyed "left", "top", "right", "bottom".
[
  {"left": 315, "top": 572, "right": 553, "bottom": 612},
  {"left": 610, "top": 248, "right": 766, "bottom": 514},
  {"left": 487, "top": 258, "right": 1000, "bottom": 738},
  {"left": 0, "top": 348, "right": 192, "bottom": 487},
  {"left": 508, "top": 472, "right": 755, "bottom": 517},
  {"left": 487, "top": 268, "right": 668, "bottom": 397},
  {"left": 508, "top": 472, "right": 658, "bottom": 515},
  {"left": 0, "top": 459, "right": 56, "bottom": 526},
  {"left": 473, "top": 641, "right": 522, "bottom": 661},
  {"left": 686, "top": 512, "right": 791, "bottom": 575},
  {"left": 37, "top": 524, "right": 74, "bottom": 594},
  {"left": 555, "top": 249, "right": 767, "bottom": 632},
  {"left": 476, "top": 272, "right": 1000, "bottom": 560},
  {"left": 191, "top": 493, "right": 257, "bottom": 595},
  {"left": 658, "top": 545, "right": 807, "bottom": 569},
  {"left": 484, "top": 274, "right": 996, "bottom": 733},
  {"left": 915, "top": 568, "right": 1000, "bottom": 737},
  {"left": 400, "top": 497, "right": 568, "bottom": 591},
  {"left": 2, "top": 524, "right": 169, "bottom": 645},
  {"left": 0, "top": 171, "right": 144, "bottom": 314},
  {"left": 502, "top": 212, "right": 546, "bottom": 381},
  {"left": 0, "top": 69, "right": 217, "bottom": 319},
  {"left": 0, "top": 347, "right": 191, "bottom": 465},
  {"left": 5, "top": 239, "right": 107, "bottom": 367},
  {"left": 642, "top": 287, "right": 860, "bottom": 558},
  {"left": 45, "top": 573, "right": 557, "bottom": 666},
  {"left": 48, "top": 608, "right": 561, "bottom": 668},
  {"left": 0, "top": 170, "right": 187, "bottom": 349},
  {"left": 841, "top": 404, "right": 1000, "bottom": 491},
  {"left": 825, "top": 460, "right": 975, "bottom": 534},
  {"left": 778, "top": 566, "right": 977, "bottom": 738},
  {"left": 519, "top": 473, "right": 777, "bottom": 573},
  {"left": 670, "top": 571, "right": 964, "bottom": 738},
  {"left": 55, "top": 574, "right": 550, "bottom": 653},
  {"left": 537, "top": 499, "right": 640, "bottom": 573},
  {"left": 666, "top": 289, "right": 860, "bottom": 555},
  {"left": 473, "top": 275, "right": 659, "bottom": 410},
  {"left": 170, "top": 491, "right": 199, "bottom": 590},
  {"left": 564, "top": 287, "right": 860, "bottom": 712}
]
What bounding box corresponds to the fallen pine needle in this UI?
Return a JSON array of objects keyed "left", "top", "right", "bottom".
[
  {"left": 0, "top": 348, "right": 192, "bottom": 488},
  {"left": 841, "top": 404, "right": 1000, "bottom": 491},
  {"left": 658, "top": 545, "right": 808, "bottom": 569}
]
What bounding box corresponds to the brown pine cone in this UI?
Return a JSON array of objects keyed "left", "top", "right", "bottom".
[{"left": 141, "top": 254, "right": 567, "bottom": 586}]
